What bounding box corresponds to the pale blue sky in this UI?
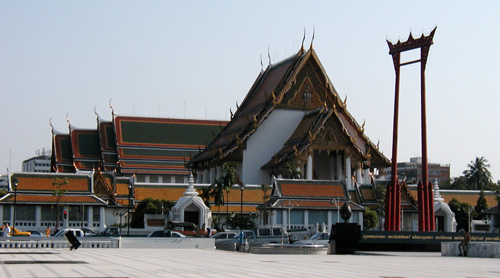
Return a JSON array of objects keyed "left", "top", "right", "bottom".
[{"left": 1, "top": 1, "right": 499, "bottom": 181}]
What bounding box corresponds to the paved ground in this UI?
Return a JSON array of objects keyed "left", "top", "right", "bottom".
[{"left": 0, "top": 248, "right": 499, "bottom": 278}]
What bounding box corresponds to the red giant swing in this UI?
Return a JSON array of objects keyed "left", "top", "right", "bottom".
[{"left": 384, "top": 28, "right": 437, "bottom": 232}]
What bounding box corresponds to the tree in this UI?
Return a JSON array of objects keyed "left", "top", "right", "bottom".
[
  {"left": 463, "top": 157, "right": 493, "bottom": 190},
  {"left": 283, "top": 161, "right": 302, "bottom": 179},
  {"left": 209, "top": 162, "right": 239, "bottom": 231},
  {"left": 363, "top": 207, "right": 378, "bottom": 230},
  {"left": 131, "top": 198, "right": 175, "bottom": 228},
  {"left": 475, "top": 190, "right": 489, "bottom": 219},
  {"left": 374, "top": 184, "right": 386, "bottom": 230},
  {"left": 449, "top": 198, "right": 472, "bottom": 232},
  {"left": 260, "top": 183, "right": 272, "bottom": 226},
  {"left": 52, "top": 177, "right": 68, "bottom": 230}
]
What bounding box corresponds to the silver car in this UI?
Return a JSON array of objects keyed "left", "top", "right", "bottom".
[{"left": 294, "top": 232, "right": 330, "bottom": 247}]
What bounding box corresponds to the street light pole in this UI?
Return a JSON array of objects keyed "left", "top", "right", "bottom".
[
  {"left": 240, "top": 183, "right": 245, "bottom": 248},
  {"left": 128, "top": 184, "right": 132, "bottom": 237},
  {"left": 12, "top": 178, "right": 19, "bottom": 232}
]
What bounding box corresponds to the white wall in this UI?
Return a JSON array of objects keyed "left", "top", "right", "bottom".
[{"left": 242, "top": 109, "right": 305, "bottom": 185}]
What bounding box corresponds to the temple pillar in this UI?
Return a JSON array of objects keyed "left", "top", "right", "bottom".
[
  {"left": 306, "top": 154, "right": 313, "bottom": 180},
  {"left": 209, "top": 167, "right": 215, "bottom": 184},
  {"left": 356, "top": 163, "right": 363, "bottom": 184},
  {"left": 216, "top": 165, "right": 222, "bottom": 179},
  {"left": 364, "top": 169, "right": 371, "bottom": 184},
  {"left": 329, "top": 155, "right": 336, "bottom": 180},
  {"left": 202, "top": 169, "right": 208, "bottom": 184},
  {"left": 336, "top": 152, "right": 343, "bottom": 180},
  {"left": 345, "top": 156, "right": 352, "bottom": 188}
]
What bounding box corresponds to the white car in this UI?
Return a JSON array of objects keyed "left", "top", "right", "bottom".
[
  {"left": 147, "top": 230, "right": 186, "bottom": 238},
  {"left": 211, "top": 232, "right": 237, "bottom": 242},
  {"left": 293, "top": 232, "right": 330, "bottom": 247},
  {"left": 53, "top": 229, "right": 85, "bottom": 237}
]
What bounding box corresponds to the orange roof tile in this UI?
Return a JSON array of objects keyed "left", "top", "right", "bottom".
[{"left": 280, "top": 183, "right": 344, "bottom": 197}]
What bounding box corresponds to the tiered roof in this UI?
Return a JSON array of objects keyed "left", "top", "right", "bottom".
[
  {"left": 51, "top": 111, "right": 228, "bottom": 175},
  {"left": 269, "top": 178, "right": 364, "bottom": 211},
  {"left": 189, "top": 47, "right": 390, "bottom": 171},
  {"left": 0, "top": 173, "right": 107, "bottom": 206}
]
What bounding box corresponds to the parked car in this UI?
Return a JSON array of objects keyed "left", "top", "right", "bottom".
[
  {"left": 147, "top": 230, "right": 186, "bottom": 238},
  {"left": 53, "top": 229, "right": 85, "bottom": 237},
  {"left": 215, "top": 227, "right": 288, "bottom": 251},
  {"left": 27, "top": 230, "right": 46, "bottom": 237},
  {"left": 294, "top": 232, "right": 330, "bottom": 247},
  {"left": 211, "top": 231, "right": 237, "bottom": 242},
  {"left": 255, "top": 226, "right": 288, "bottom": 243},
  {"left": 2, "top": 227, "right": 31, "bottom": 237},
  {"left": 95, "top": 227, "right": 118, "bottom": 237}
]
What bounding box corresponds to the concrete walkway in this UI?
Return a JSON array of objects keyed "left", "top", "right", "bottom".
[{"left": 0, "top": 248, "right": 498, "bottom": 278}]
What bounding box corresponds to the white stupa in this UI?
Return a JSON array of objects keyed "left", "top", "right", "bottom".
[{"left": 169, "top": 172, "right": 212, "bottom": 230}]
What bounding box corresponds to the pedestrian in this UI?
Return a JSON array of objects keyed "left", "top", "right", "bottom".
[
  {"left": 4, "top": 223, "right": 11, "bottom": 237},
  {"left": 458, "top": 229, "right": 471, "bottom": 256}
]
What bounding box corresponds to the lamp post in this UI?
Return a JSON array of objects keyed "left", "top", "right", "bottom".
[
  {"left": 468, "top": 205, "right": 474, "bottom": 233},
  {"left": 128, "top": 184, "right": 132, "bottom": 237},
  {"left": 331, "top": 197, "right": 341, "bottom": 224},
  {"left": 12, "top": 177, "right": 19, "bottom": 232},
  {"left": 240, "top": 183, "right": 245, "bottom": 248}
]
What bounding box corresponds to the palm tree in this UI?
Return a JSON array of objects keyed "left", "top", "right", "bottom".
[{"left": 463, "top": 157, "right": 492, "bottom": 190}]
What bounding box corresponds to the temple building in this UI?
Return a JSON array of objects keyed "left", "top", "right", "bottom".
[{"left": 188, "top": 44, "right": 391, "bottom": 232}]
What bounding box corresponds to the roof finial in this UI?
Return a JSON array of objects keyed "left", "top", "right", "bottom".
[
  {"left": 260, "top": 54, "right": 264, "bottom": 72},
  {"left": 301, "top": 27, "right": 306, "bottom": 51},
  {"left": 310, "top": 25, "right": 315, "bottom": 49},
  {"left": 94, "top": 106, "right": 99, "bottom": 117},
  {"left": 49, "top": 117, "right": 54, "bottom": 132},
  {"left": 267, "top": 46, "right": 271, "bottom": 66},
  {"left": 109, "top": 98, "right": 115, "bottom": 116},
  {"left": 66, "top": 113, "right": 71, "bottom": 125}
]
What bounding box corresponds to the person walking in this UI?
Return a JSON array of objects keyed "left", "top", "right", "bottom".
[{"left": 4, "top": 223, "right": 11, "bottom": 237}]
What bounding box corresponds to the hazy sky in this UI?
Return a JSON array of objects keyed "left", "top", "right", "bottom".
[{"left": 1, "top": 1, "right": 499, "bottom": 181}]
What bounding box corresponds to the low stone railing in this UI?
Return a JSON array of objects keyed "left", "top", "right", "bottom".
[
  {"left": 441, "top": 242, "right": 500, "bottom": 258},
  {"left": 0, "top": 238, "right": 119, "bottom": 248}
]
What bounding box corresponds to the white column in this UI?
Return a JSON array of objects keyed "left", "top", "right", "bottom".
[
  {"left": 356, "top": 164, "right": 363, "bottom": 184},
  {"left": 364, "top": 169, "right": 371, "bottom": 184},
  {"left": 304, "top": 210, "right": 309, "bottom": 231},
  {"left": 329, "top": 155, "right": 336, "bottom": 180},
  {"left": 216, "top": 165, "right": 222, "bottom": 179},
  {"left": 306, "top": 155, "right": 313, "bottom": 180},
  {"left": 36, "top": 205, "right": 42, "bottom": 228},
  {"left": 336, "top": 153, "right": 343, "bottom": 180},
  {"left": 345, "top": 156, "right": 352, "bottom": 188},
  {"left": 196, "top": 171, "right": 202, "bottom": 183},
  {"left": 209, "top": 167, "right": 215, "bottom": 183},
  {"left": 202, "top": 169, "right": 208, "bottom": 183},
  {"left": 100, "top": 206, "right": 106, "bottom": 229},
  {"left": 88, "top": 206, "right": 93, "bottom": 228},
  {"left": 327, "top": 211, "right": 332, "bottom": 232}
]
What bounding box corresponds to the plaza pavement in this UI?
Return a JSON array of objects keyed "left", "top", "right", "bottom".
[{"left": 0, "top": 248, "right": 499, "bottom": 278}]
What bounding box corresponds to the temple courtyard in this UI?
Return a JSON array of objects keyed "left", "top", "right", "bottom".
[{"left": 0, "top": 248, "right": 498, "bottom": 277}]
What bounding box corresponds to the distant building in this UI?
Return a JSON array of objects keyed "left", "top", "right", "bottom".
[
  {"left": 22, "top": 149, "right": 51, "bottom": 173},
  {"left": 385, "top": 157, "right": 450, "bottom": 185}
]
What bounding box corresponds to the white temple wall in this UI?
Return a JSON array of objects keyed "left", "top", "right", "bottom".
[{"left": 242, "top": 109, "right": 304, "bottom": 184}]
